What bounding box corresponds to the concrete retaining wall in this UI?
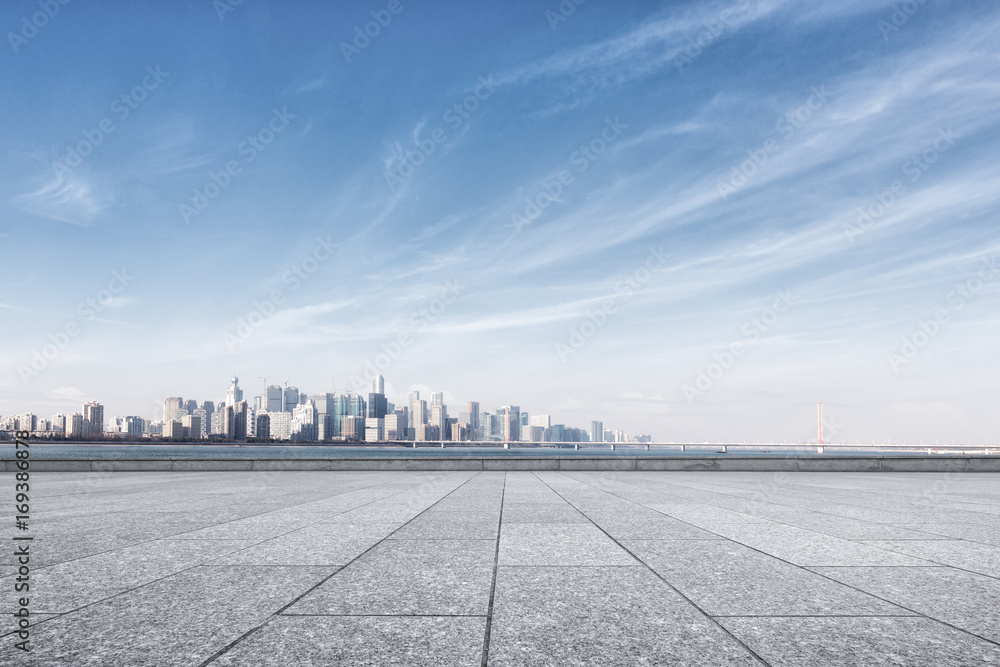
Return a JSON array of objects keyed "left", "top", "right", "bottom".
[{"left": 4, "top": 456, "right": 999, "bottom": 472}]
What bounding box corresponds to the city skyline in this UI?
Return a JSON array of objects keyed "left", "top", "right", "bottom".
[
  {"left": 0, "top": 373, "right": 648, "bottom": 443},
  {"left": 2, "top": 1, "right": 998, "bottom": 444}
]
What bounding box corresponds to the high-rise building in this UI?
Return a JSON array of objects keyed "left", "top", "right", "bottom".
[
  {"left": 431, "top": 392, "right": 443, "bottom": 408},
  {"left": 199, "top": 401, "right": 215, "bottom": 422},
  {"left": 192, "top": 408, "right": 208, "bottom": 437},
  {"left": 408, "top": 391, "right": 421, "bottom": 423},
  {"left": 501, "top": 406, "right": 520, "bottom": 442},
  {"left": 15, "top": 413, "right": 37, "bottom": 432},
  {"left": 181, "top": 414, "right": 201, "bottom": 439},
  {"left": 384, "top": 412, "right": 406, "bottom": 440},
  {"left": 163, "top": 397, "right": 183, "bottom": 423},
  {"left": 415, "top": 423, "right": 439, "bottom": 441},
  {"left": 83, "top": 401, "right": 104, "bottom": 437},
  {"left": 591, "top": 421, "right": 604, "bottom": 443},
  {"left": 263, "top": 385, "right": 281, "bottom": 412},
  {"left": 315, "top": 393, "right": 336, "bottom": 415},
  {"left": 374, "top": 374, "right": 385, "bottom": 394},
  {"left": 347, "top": 393, "right": 366, "bottom": 418},
  {"left": 523, "top": 425, "right": 544, "bottom": 442},
  {"left": 365, "top": 417, "right": 384, "bottom": 442},
  {"left": 331, "top": 393, "right": 349, "bottom": 437},
  {"left": 480, "top": 412, "right": 502, "bottom": 441},
  {"left": 183, "top": 399, "right": 197, "bottom": 414},
  {"left": 466, "top": 402, "right": 480, "bottom": 439},
  {"left": 368, "top": 390, "right": 387, "bottom": 419},
  {"left": 225, "top": 376, "right": 244, "bottom": 408},
  {"left": 430, "top": 404, "right": 448, "bottom": 437},
  {"left": 123, "top": 416, "right": 145, "bottom": 437},
  {"left": 341, "top": 415, "right": 364, "bottom": 440},
  {"left": 222, "top": 400, "right": 248, "bottom": 440},
  {"left": 412, "top": 399, "right": 427, "bottom": 427},
  {"left": 66, "top": 413, "right": 84, "bottom": 438},
  {"left": 282, "top": 386, "right": 298, "bottom": 412},
  {"left": 163, "top": 420, "right": 183, "bottom": 438},
  {"left": 317, "top": 412, "right": 333, "bottom": 441},
  {"left": 256, "top": 413, "right": 271, "bottom": 439},
  {"left": 291, "top": 402, "right": 317, "bottom": 441},
  {"left": 51, "top": 413, "right": 66, "bottom": 434},
  {"left": 266, "top": 411, "right": 292, "bottom": 440}
]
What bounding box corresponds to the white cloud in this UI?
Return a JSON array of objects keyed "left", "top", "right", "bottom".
[{"left": 12, "top": 175, "right": 106, "bottom": 225}]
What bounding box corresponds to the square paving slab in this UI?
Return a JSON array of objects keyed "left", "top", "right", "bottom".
[{"left": 2, "top": 470, "right": 997, "bottom": 665}]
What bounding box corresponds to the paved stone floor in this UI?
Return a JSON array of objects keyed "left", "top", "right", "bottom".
[{"left": 3, "top": 471, "right": 1000, "bottom": 665}]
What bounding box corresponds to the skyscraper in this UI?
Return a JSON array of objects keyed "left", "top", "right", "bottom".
[
  {"left": 412, "top": 399, "right": 427, "bottom": 427},
  {"left": 222, "top": 400, "right": 247, "bottom": 440},
  {"left": 347, "top": 393, "right": 366, "bottom": 418},
  {"left": 431, "top": 392, "right": 443, "bottom": 408},
  {"left": 283, "top": 386, "right": 299, "bottom": 413},
  {"left": 408, "top": 391, "right": 421, "bottom": 423},
  {"left": 591, "top": 421, "right": 604, "bottom": 443},
  {"left": 225, "top": 376, "right": 243, "bottom": 407},
  {"left": 430, "top": 404, "right": 448, "bottom": 438},
  {"left": 163, "top": 397, "right": 183, "bottom": 423},
  {"left": 502, "top": 406, "right": 520, "bottom": 442},
  {"left": 266, "top": 385, "right": 283, "bottom": 412},
  {"left": 466, "top": 401, "right": 480, "bottom": 439},
  {"left": 368, "top": 376, "right": 387, "bottom": 419},
  {"left": 291, "top": 402, "right": 317, "bottom": 441}
]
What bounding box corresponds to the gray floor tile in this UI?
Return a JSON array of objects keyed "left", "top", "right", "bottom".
[
  {"left": 288, "top": 539, "right": 496, "bottom": 615},
  {"left": 811, "top": 565, "right": 1000, "bottom": 642},
  {"left": 428, "top": 498, "right": 504, "bottom": 512},
  {"left": 214, "top": 616, "right": 486, "bottom": 666},
  {"left": 862, "top": 539, "right": 1000, "bottom": 577},
  {"left": 389, "top": 511, "right": 499, "bottom": 539},
  {"left": 498, "top": 524, "right": 636, "bottom": 566},
  {"left": 487, "top": 566, "right": 761, "bottom": 666},
  {"left": 500, "top": 504, "right": 589, "bottom": 523},
  {"left": 165, "top": 512, "right": 325, "bottom": 541},
  {"left": 584, "top": 508, "right": 720, "bottom": 539},
  {"left": 626, "top": 539, "right": 910, "bottom": 616},
  {"left": 9, "top": 539, "right": 256, "bottom": 613},
  {"left": 7, "top": 565, "right": 337, "bottom": 666},
  {"left": 707, "top": 524, "right": 933, "bottom": 566},
  {"left": 897, "top": 523, "right": 1000, "bottom": 546},
  {"left": 211, "top": 523, "right": 400, "bottom": 566},
  {"left": 720, "top": 616, "right": 1000, "bottom": 666}
]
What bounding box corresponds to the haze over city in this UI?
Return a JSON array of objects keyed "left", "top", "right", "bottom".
[{"left": 2, "top": 0, "right": 998, "bottom": 444}]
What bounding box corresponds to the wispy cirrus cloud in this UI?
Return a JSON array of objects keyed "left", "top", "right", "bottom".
[{"left": 12, "top": 175, "right": 107, "bottom": 225}]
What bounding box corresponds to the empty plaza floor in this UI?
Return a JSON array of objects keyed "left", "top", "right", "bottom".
[{"left": 3, "top": 470, "right": 1000, "bottom": 666}]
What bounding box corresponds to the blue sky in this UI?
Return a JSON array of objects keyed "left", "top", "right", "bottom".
[{"left": 2, "top": 0, "right": 998, "bottom": 442}]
